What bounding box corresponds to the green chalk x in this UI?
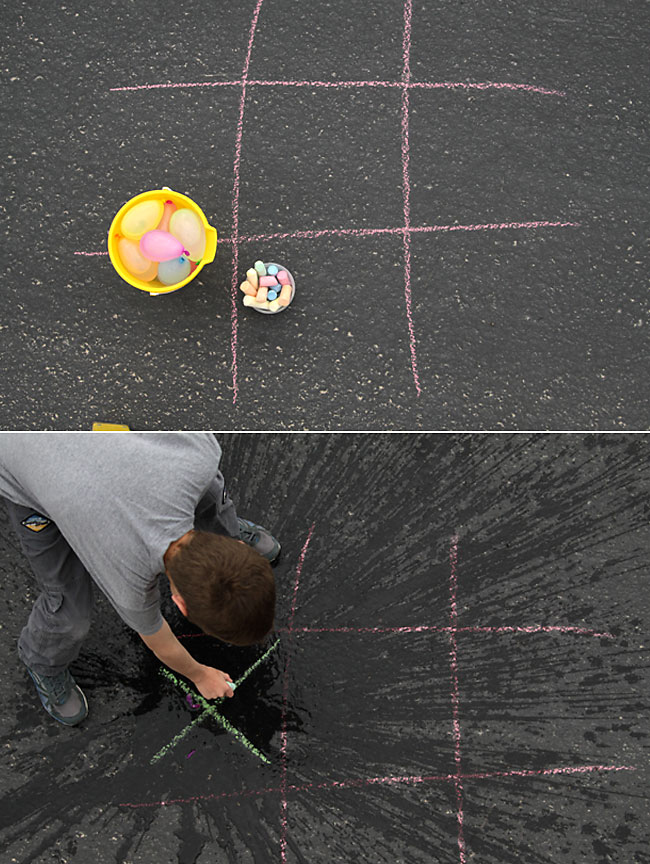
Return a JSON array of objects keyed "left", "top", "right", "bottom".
[
  {"left": 254, "top": 260, "right": 266, "bottom": 277},
  {"left": 151, "top": 638, "right": 281, "bottom": 766}
]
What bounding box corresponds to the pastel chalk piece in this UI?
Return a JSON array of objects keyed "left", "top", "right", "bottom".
[
  {"left": 278, "top": 283, "right": 293, "bottom": 306},
  {"left": 256, "top": 285, "right": 268, "bottom": 303},
  {"left": 246, "top": 268, "right": 259, "bottom": 290},
  {"left": 268, "top": 299, "right": 281, "bottom": 312},
  {"left": 266, "top": 264, "right": 279, "bottom": 276},
  {"left": 267, "top": 289, "right": 278, "bottom": 301},
  {"left": 259, "top": 275, "right": 278, "bottom": 287},
  {"left": 240, "top": 280, "right": 257, "bottom": 296},
  {"left": 254, "top": 260, "right": 266, "bottom": 277},
  {"left": 242, "top": 295, "right": 257, "bottom": 307},
  {"left": 277, "top": 270, "right": 290, "bottom": 285}
]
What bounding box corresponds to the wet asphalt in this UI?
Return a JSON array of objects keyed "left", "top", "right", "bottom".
[{"left": 0, "top": 434, "right": 648, "bottom": 863}]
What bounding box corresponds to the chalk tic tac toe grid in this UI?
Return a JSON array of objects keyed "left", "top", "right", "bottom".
[
  {"left": 120, "top": 525, "right": 636, "bottom": 863},
  {"left": 77, "top": 0, "right": 580, "bottom": 405}
]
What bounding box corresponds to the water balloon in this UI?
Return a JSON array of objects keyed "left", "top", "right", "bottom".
[
  {"left": 120, "top": 200, "right": 164, "bottom": 241},
  {"left": 118, "top": 237, "right": 158, "bottom": 281},
  {"left": 157, "top": 200, "right": 177, "bottom": 232},
  {"left": 169, "top": 208, "right": 206, "bottom": 261},
  {"left": 140, "top": 229, "right": 186, "bottom": 262},
  {"left": 158, "top": 256, "right": 191, "bottom": 286}
]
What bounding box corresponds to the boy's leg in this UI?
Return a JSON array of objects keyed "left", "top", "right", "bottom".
[
  {"left": 195, "top": 471, "right": 281, "bottom": 563},
  {"left": 194, "top": 469, "right": 239, "bottom": 537},
  {"left": 6, "top": 501, "right": 93, "bottom": 725}
]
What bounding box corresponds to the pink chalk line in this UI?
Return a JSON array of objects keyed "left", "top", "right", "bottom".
[
  {"left": 448, "top": 535, "right": 466, "bottom": 864},
  {"left": 109, "top": 79, "right": 566, "bottom": 97},
  {"left": 277, "top": 624, "right": 614, "bottom": 638},
  {"left": 400, "top": 0, "right": 421, "bottom": 398},
  {"left": 73, "top": 220, "right": 580, "bottom": 258},
  {"left": 229, "top": 0, "right": 265, "bottom": 406},
  {"left": 281, "top": 523, "right": 316, "bottom": 864},
  {"left": 117, "top": 763, "right": 635, "bottom": 809},
  {"left": 229, "top": 220, "right": 581, "bottom": 244}
]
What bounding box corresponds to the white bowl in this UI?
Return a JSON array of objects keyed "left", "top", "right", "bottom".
[{"left": 247, "top": 262, "right": 295, "bottom": 314}]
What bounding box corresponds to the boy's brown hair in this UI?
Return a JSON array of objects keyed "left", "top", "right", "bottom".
[{"left": 166, "top": 531, "right": 275, "bottom": 645}]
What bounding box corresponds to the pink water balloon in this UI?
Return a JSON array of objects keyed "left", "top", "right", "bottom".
[{"left": 139, "top": 229, "right": 187, "bottom": 262}]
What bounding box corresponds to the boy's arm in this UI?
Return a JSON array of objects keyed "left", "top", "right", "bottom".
[{"left": 139, "top": 618, "right": 234, "bottom": 699}]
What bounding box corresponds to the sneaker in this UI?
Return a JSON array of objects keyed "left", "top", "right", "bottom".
[
  {"left": 237, "top": 518, "right": 281, "bottom": 564},
  {"left": 26, "top": 665, "right": 88, "bottom": 727}
]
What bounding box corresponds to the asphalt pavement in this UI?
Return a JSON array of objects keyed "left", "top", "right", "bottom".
[
  {"left": 0, "top": 433, "right": 648, "bottom": 863},
  {"left": 2, "top": 1, "right": 647, "bottom": 429}
]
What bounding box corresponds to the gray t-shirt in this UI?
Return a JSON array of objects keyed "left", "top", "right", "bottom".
[{"left": 0, "top": 433, "right": 230, "bottom": 634}]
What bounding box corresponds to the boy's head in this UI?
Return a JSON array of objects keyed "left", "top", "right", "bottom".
[{"left": 165, "top": 530, "right": 275, "bottom": 645}]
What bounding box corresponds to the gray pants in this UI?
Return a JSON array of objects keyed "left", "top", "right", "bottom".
[
  {"left": 6, "top": 470, "right": 239, "bottom": 677},
  {"left": 7, "top": 502, "right": 94, "bottom": 677}
]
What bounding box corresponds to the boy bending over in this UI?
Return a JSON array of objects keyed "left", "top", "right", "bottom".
[{"left": 0, "top": 433, "right": 279, "bottom": 726}]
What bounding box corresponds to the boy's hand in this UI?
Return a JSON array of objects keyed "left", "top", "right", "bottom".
[{"left": 192, "top": 664, "right": 235, "bottom": 700}]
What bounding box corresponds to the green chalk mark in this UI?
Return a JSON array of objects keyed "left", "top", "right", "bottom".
[
  {"left": 150, "top": 711, "right": 208, "bottom": 764},
  {"left": 234, "top": 637, "right": 281, "bottom": 688},
  {"left": 155, "top": 641, "right": 281, "bottom": 766},
  {"left": 208, "top": 708, "right": 271, "bottom": 764}
]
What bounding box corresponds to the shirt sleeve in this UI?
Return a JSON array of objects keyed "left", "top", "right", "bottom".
[
  {"left": 98, "top": 578, "right": 164, "bottom": 635},
  {"left": 114, "top": 604, "right": 164, "bottom": 636}
]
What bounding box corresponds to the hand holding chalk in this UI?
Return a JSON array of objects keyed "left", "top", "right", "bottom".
[{"left": 192, "top": 664, "right": 235, "bottom": 699}]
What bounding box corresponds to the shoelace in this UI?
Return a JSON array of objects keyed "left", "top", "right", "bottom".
[
  {"left": 239, "top": 525, "right": 259, "bottom": 545},
  {"left": 41, "top": 671, "right": 70, "bottom": 704}
]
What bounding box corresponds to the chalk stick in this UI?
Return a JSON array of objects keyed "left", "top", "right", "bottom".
[
  {"left": 254, "top": 260, "right": 266, "bottom": 277},
  {"left": 278, "top": 284, "right": 293, "bottom": 306},
  {"left": 240, "top": 280, "right": 257, "bottom": 296},
  {"left": 268, "top": 299, "right": 281, "bottom": 312},
  {"left": 259, "top": 275, "right": 278, "bottom": 288},
  {"left": 246, "top": 268, "right": 259, "bottom": 290},
  {"left": 276, "top": 270, "right": 290, "bottom": 285},
  {"left": 266, "top": 264, "right": 279, "bottom": 276},
  {"left": 256, "top": 285, "right": 268, "bottom": 303}
]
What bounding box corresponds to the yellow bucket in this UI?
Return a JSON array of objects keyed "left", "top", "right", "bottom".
[{"left": 108, "top": 188, "right": 217, "bottom": 295}]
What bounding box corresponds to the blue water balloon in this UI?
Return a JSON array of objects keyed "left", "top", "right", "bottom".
[{"left": 158, "top": 256, "right": 191, "bottom": 286}]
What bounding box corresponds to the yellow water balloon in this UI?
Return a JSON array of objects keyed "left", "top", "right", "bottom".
[
  {"left": 118, "top": 237, "right": 158, "bottom": 282},
  {"left": 169, "top": 208, "right": 206, "bottom": 261},
  {"left": 121, "top": 199, "right": 164, "bottom": 241}
]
